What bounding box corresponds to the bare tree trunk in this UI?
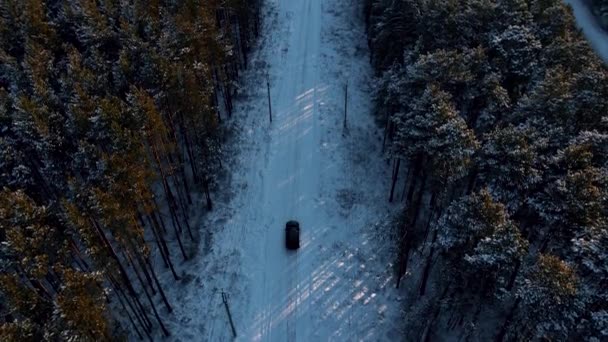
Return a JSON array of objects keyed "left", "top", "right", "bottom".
[
  {"left": 422, "top": 192, "right": 437, "bottom": 244},
  {"left": 146, "top": 214, "right": 180, "bottom": 280},
  {"left": 90, "top": 218, "right": 153, "bottom": 330},
  {"left": 401, "top": 165, "right": 413, "bottom": 202},
  {"left": 177, "top": 111, "right": 199, "bottom": 184},
  {"left": 382, "top": 110, "right": 391, "bottom": 152},
  {"left": 150, "top": 142, "right": 185, "bottom": 242},
  {"left": 145, "top": 257, "right": 173, "bottom": 313},
  {"left": 109, "top": 277, "right": 151, "bottom": 338},
  {"left": 466, "top": 167, "right": 478, "bottom": 195},
  {"left": 419, "top": 227, "right": 438, "bottom": 296},
  {"left": 389, "top": 158, "right": 401, "bottom": 202},
  {"left": 140, "top": 273, "right": 170, "bottom": 337},
  {"left": 125, "top": 250, "right": 156, "bottom": 298},
  {"left": 495, "top": 299, "right": 520, "bottom": 342},
  {"left": 398, "top": 169, "right": 429, "bottom": 287},
  {"left": 109, "top": 274, "right": 152, "bottom": 332},
  {"left": 139, "top": 212, "right": 169, "bottom": 268},
  {"left": 111, "top": 285, "right": 144, "bottom": 340},
  {"left": 506, "top": 260, "right": 521, "bottom": 291},
  {"left": 421, "top": 284, "right": 450, "bottom": 342},
  {"left": 70, "top": 239, "right": 90, "bottom": 271},
  {"left": 395, "top": 156, "right": 423, "bottom": 288},
  {"left": 204, "top": 177, "right": 213, "bottom": 210},
  {"left": 408, "top": 170, "right": 428, "bottom": 230},
  {"left": 173, "top": 219, "right": 189, "bottom": 261},
  {"left": 152, "top": 198, "right": 168, "bottom": 234}
]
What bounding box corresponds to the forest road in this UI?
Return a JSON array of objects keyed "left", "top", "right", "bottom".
[{"left": 246, "top": 0, "right": 321, "bottom": 341}]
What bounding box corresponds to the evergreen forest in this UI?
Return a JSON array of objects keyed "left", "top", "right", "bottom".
[{"left": 366, "top": 0, "right": 608, "bottom": 340}]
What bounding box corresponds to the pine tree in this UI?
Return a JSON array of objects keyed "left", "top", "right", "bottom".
[
  {"left": 367, "top": 0, "right": 608, "bottom": 339},
  {"left": 477, "top": 124, "right": 545, "bottom": 209},
  {"left": 509, "top": 254, "right": 579, "bottom": 340},
  {"left": 56, "top": 269, "right": 110, "bottom": 341},
  {"left": 1, "top": 1, "right": 260, "bottom": 338},
  {"left": 436, "top": 189, "right": 527, "bottom": 295}
]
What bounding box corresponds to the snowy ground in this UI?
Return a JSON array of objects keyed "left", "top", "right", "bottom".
[
  {"left": 565, "top": 0, "right": 608, "bottom": 62},
  {"left": 155, "top": 0, "right": 403, "bottom": 341}
]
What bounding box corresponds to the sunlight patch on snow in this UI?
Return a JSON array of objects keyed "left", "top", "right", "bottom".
[
  {"left": 364, "top": 292, "right": 377, "bottom": 305},
  {"left": 277, "top": 108, "right": 314, "bottom": 132},
  {"left": 381, "top": 275, "right": 393, "bottom": 288},
  {"left": 295, "top": 87, "right": 316, "bottom": 101},
  {"left": 354, "top": 290, "right": 366, "bottom": 301},
  {"left": 278, "top": 173, "right": 296, "bottom": 188},
  {"left": 295, "top": 125, "right": 314, "bottom": 141}
]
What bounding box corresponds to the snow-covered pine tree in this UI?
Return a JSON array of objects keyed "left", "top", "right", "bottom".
[
  {"left": 503, "top": 254, "right": 579, "bottom": 341},
  {"left": 1, "top": 0, "right": 261, "bottom": 338},
  {"left": 366, "top": 0, "right": 608, "bottom": 339}
]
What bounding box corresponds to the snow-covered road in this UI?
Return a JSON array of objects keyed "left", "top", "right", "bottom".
[
  {"left": 247, "top": 0, "right": 322, "bottom": 340},
  {"left": 565, "top": 0, "right": 608, "bottom": 62},
  {"left": 160, "top": 0, "right": 402, "bottom": 341},
  {"left": 150, "top": 1, "right": 608, "bottom": 341}
]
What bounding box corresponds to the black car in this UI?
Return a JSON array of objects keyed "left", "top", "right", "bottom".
[{"left": 285, "top": 220, "right": 300, "bottom": 250}]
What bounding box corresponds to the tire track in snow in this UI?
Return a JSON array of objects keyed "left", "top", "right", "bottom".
[
  {"left": 286, "top": 0, "right": 312, "bottom": 339},
  {"left": 286, "top": 250, "right": 299, "bottom": 342},
  {"left": 262, "top": 225, "right": 271, "bottom": 341}
]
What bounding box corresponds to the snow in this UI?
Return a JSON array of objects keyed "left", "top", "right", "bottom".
[
  {"left": 564, "top": 0, "right": 608, "bottom": 62},
  {"left": 154, "top": 0, "right": 403, "bottom": 341}
]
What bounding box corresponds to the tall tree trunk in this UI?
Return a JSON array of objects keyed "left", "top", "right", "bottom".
[
  {"left": 203, "top": 177, "right": 213, "bottom": 210},
  {"left": 123, "top": 239, "right": 170, "bottom": 336},
  {"left": 254, "top": 6, "right": 260, "bottom": 37},
  {"left": 150, "top": 141, "right": 184, "bottom": 240},
  {"left": 389, "top": 158, "right": 401, "bottom": 202},
  {"left": 146, "top": 214, "right": 180, "bottom": 280},
  {"left": 166, "top": 152, "right": 189, "bottom": 216},
  {"left": 422, "top": 192, "right": 437, "bottom": 244},
  {"left": 172, "top": 150, "right": 193, "bottom": 206},
  {"left": 152, "top": 198, "right": 168, "bottom": 234},
  {"left": 181, "top": 211, "right": 194, "bottom": 240},
  {"left": 382, "top": 110, "right": 391, "bottom": 152},
  {"left": 111, "top": 286, "right": 144, "bottom": 340},
  {"left": 173, "top": 219, "right": 189, "bottom": 261},
  {"left": 506, "top": 260, "right": 521, "bottom": 291},
  {"left": 419, "top": 192, "right": 449, "bottom": 297},
  {"left": 466, "top": 166, "right": 478, "bottom": 194},
  {"left": 138, "top": 212, "right": 169, "bottom": 268},
  {"left": 44, "top": 273, "right": 60, "bottom": 294},
  {"left": 395, "top": 235, "right": 410, "bottom": 289},
  {"left": 419, "top": 227, "right": 438, "bottom": 297},
  {"left": 395, "top": 155, "right": 424, "bottom": 288},
  {"left": 125, "top": 250, "right": 155, "bottom": 298},
  {"left": 140, "top": 273, "right": 170, "bottom": 337},
  {"left": 401, "top": 165, "right": 413, "bottom": 202},
  {"left": 90, "top": 218, "right": 152, "bottom": 329},
  {"left": 70, "top": 239, "right": 90, "bottom": 271},
  {"left": 145, "top": 257, "right": 173, "bottom": 313},
  {"left": 109, "top": 274, "right": 152, "bottom": 332},
  {"left": 29, "top": 277, "right": 53, "bottom": 301},
  {"left": 398, "top": 168, "right": 429, "bottom": 287},
  {"left": 408, "top": 170, "right": 428, "bottom": 230},
  {"left": 110, "top": 277, "right": 151, "bottom": 338},
  {"left": 495, "top": 298, "right": 520, "bottom": 342},
  {"left": 405, "top": 155, "right": 423, "bottom": 206},
  {"left": 177, "top": 111, "right": 200, "bottom": 184},
  {"left": 421, "top": 284, "right": 450, "bottom": 342}
]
